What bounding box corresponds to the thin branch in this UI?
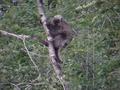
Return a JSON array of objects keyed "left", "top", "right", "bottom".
[
  {"left": 0, "top": 30, "right": 38, "bottom": 40},
  {"left": 106, "top": 15, "right": 114, "bottom": 29},
  {"left": 10, "top": 83, "right": 21, "bottom": 90},
  {"left": 0, "top": 30, "right": 30, "bottom": 40},
  {"left": 36, "top": 0, "right": 69, "bottom": 90},
  {"left": 22, "top": 38, "right": 41, "bottom": 80},
  {"left": 101, "top": 18, "right": 106, "bottom": 30}
]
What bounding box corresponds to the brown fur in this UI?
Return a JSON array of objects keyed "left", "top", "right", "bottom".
[{"left": 42, "top": 15, "right": 73, "bottom": 63}]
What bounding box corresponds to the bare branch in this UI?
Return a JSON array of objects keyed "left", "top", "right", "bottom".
[
  {"left": 0, "top": 30, "right": 39, "bottom": 41},
  {"left": 10, "top": 83, "right": 21, "bottom": 90},
  {"left": 22, "top": 38, "right": 41, "bottom": 79},
  {"left": 0, "top": 30, "right": 30, "bottom": 40}
]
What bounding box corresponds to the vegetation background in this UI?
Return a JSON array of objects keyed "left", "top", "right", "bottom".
[{"left": 0, "top": 0, "right": 120, "bottom": 90}]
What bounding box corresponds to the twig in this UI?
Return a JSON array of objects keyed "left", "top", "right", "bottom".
[
  {"left": 10, "top": 83, "right": 21, "bottom": 90},
  {"left": 22, "top": 38, "right": 41, "bottom": 80},
  {"left": 36, "top": 0, "right": 69, "bottom": 90},
  {"left": 101, "top": 18, "right": 106, "bottom": 30},
  {"left": 106, "top": 15, "right": 114, "bottom": 29}
]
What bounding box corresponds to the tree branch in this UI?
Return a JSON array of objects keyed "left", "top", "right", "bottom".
[
  {"left": 0, "top": 30, "right": 39, "bottom": 41},
  {"left": 0, "top": 30, "right": 30, "bottom": 40},
  {"left": 36, "top": 0, "right": 69, "bottom": 90}
]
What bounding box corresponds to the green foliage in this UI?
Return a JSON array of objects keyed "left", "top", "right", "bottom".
[{"left": 0, "top": 0, "right": 120, "bottom": 90}]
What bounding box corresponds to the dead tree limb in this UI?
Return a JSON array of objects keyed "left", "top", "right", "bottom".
[
  {"left": 0, "top": 30, "right": 30, "bottom": 40},
  {"left": 0, "top": 30, "right": 39, "bottom": 41},
  {"left": 36, "top": 0, "right": 69, "bottom": 90}
]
